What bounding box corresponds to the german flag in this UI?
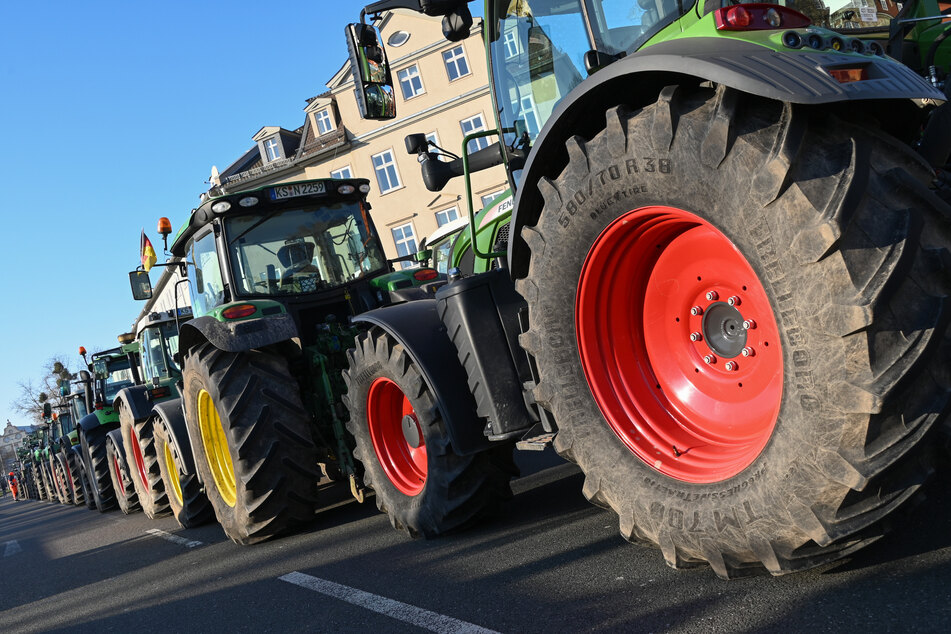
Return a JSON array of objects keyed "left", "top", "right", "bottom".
[{"left": 141, "top": 230, "right": 157, "bottom": 272}]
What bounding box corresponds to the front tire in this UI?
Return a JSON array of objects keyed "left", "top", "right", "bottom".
[
  {"left": 119, "top": 403, "right": 171, "bottom": 519},
  {"left": 183, "top": 343, "right": 320, "bottom": 544},
  {"left": 81, "top": 426, "right": 117, "bottom": 513},
  {"left": 343, "top": 327, "right": 517, "bottom": 537},
  {"left": 106, "top": 435, "right": 140, "bottom": 515},
  {"left": 518, "top": 85, "right": 951, "bottom": 577},
  {"left": 154, "top": 420, "right": 215, "bottom": 529}
]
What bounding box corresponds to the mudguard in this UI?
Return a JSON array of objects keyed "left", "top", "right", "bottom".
[
  {"left": 77, "top": 410, "right": 119, "bottom": 434},
  {"left": 179, "top": 313, "right": 299, "bottom": 355},
  {"left": 353, "top": 300, "right": 492, "bottom": 456},
  {"left": 113, "top": 385, "right": 153, "bottom": 423},
  {"left": 506, "top": 36, "right": 946, "bottom": 278},
  {"left": 153, "top": 398, "right": 198, "bottom": 477}
]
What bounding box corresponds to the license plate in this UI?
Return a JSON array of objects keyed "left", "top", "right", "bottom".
[{"left": 269, "top": 182, "right": 326, "bottom": 200}]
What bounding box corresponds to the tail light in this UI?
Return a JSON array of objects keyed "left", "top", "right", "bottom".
[
  {"left": 413, "top": 268, "right": 439, "bottom": 282},
  {"left": 222, "top": 304, "right": 257, "bottom": 319},
  {"left": 827, "top": 66, "right": 869, "bottom": 83},
  {"left": 149, "top": 386, "right": 171, "bottom": 400},
  {"left": 715, "top": 4, "right": 811, "bottom": 31}
]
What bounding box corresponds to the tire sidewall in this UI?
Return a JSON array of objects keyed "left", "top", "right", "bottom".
[
  {"left": 529, "top": 99, "right": 845, "bottom": 550},
  {"left": 347, "top": 337, "right": 452, "bottom": 530},
  {"left": 183, "top": 352, "right": 241, "bottom": 532}
]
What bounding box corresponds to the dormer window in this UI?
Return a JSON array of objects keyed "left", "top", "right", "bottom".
[
  {"left": 264, "top": 138, "right": 281, "bottom": 162},
  {"left": 315, "top": 109, "right": 335, "bottom": 135}
]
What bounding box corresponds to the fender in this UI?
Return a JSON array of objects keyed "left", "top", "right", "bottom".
[
  {"left": 353, "top": 300, "right": 491, "bottom": 456},
  {"left": 153, "top": 398, "right": 198, "bottom": 477},
  {"left": 179, "top": 314, "right": 299, "bottom": 355},
  {"left": 77, "top": 410, "right": 119, "bottom": 434},
  {"left": 506, "top": 37, "right": 946, "bottom": 278},
  {"left": 113, "top": 385, "right": 153, "bottom": 423}
]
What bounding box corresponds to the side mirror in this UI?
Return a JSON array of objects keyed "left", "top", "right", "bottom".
[
  {"left": 405, "top": 133, "right": 429, "bottom": 155},
  {"left": 441, "top": 6, "right": 473, "bottom": 42},
  {"left": 130, "top": 270, "right": 153, "bottom": 300},
  {"left": 345, "top": 23, "right": 396, "bottom": 120},
  {"left": 42, "top": 403, "right": 52, "bottom": 419}
]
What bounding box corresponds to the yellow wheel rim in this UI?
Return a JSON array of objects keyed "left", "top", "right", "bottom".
[
  {"left": 163, "top": 440, "right": 184, "bottom": 506},
  {"left": 197, "top": 389, "right": 237, "bottom": 507}
]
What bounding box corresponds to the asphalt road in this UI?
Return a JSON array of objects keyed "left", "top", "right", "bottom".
[{"left": 1, "top": 449, "right": 949, "bottom": 633}]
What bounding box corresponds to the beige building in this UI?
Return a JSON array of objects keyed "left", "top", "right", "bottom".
[
  {"left": 1, "top": 421, "right": 29, "bottom": 471},
  {"left": 212, "top": 11, "right": 509, "bottom": 263}
]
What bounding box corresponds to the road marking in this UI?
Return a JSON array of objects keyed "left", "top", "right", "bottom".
[
  {"left": 279, "top": 571, "right": 499, "bottom": 634},
  {"left": 4, "top": 540, "right": 22, "bottom": 557},
  {"left": 145, "top": 528, "right": 203, "bottom": 549}
]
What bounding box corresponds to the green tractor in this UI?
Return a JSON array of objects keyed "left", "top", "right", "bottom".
[
  {"left": 74, "top": 343, "right": 141, "bottom": 513},
  {"left": 341, "top": 1, "right": 951, "bottom": 577},
  {"left": 129, "top": 176, "right": 441, "bottom": 544},
  {"left": 112, "top": 307, "right": 216, "bottom": 527}
]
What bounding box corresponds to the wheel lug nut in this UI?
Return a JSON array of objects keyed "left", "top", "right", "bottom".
[
  {"left": 743, "top": 319, "right": 757, "bottom": 330},
  {"left": 691, "top": 306, "right": 703, "bottom": 316},
  {"left": 741, "top": 347, "right": 755, "bottom": 357},
  {"left": 727, "top": 296, "right": 741, "bottom": 306},
  {"left": 703, "top": 355, "right": 716, "bottom": 364},
  {"left": 690, "top": 332, "right": 702, "bottom": 342},
  {"left": 706, "top": 291, "right": 719, "bottom": 301},
  {"left": 724, "top": 361, "right": 738, "bottom": 371}
]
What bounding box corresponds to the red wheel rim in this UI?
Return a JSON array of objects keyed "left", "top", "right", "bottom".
[
  {"left": 113, "top": 454, "right": 125, "bottom": 493},
  {"left": 130, "top": 428, "right": 148, "bottom": 488},
  {"left": 367, "top": 377, "right": 427, "bottom": 495},
  {"left": 576, "top": 206, "right": 783, "bottom": 483}
]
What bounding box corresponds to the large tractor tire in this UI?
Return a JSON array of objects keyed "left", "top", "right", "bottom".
[
  {"left": 343, "top": 328, "right": 517, "bottom": 538},
  {"left": 53, "top": 455, "right": 73, "bottom": 504},
  {"left": 80, "top": 426, "right": 117, "bottom": 512},
  {"left": 154, "top": 421, "right": 215, "bottom": 529},
  {"left": 106, "top": 435, "right": 140, "bottom": 515},
  {"left": 517, "top": 84, "right": 951, "bottom": 578},
  {"left": 182, "top": 343, "right": 320, "bottom": 544},
  {"left": 119, "top": 404, "right": 170, "bottom": 519},
  {"left": 64, "top": 450, "right": 86, "bottom": 506},
  {"left": 78, "top": 457, "right": 96, "bottom": 510}
]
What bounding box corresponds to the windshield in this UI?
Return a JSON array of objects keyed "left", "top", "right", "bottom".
[
  {"left": 490, "top": 0, "right": 683, "bottom": 150},
  {"left": 225, "top": 202, "right": 386, "bottom": 297},
  {"left": 102, "top": 358, "right": 135, "bottom": 402},
  {"left": 431, "top": 229, "right": 464, "bottom": 274},
  {"left": 141, "top": 321, "right": 181, "bottom": 381},
  {"left": 70, "top": 397, "right": 88, "bottom": 421}
]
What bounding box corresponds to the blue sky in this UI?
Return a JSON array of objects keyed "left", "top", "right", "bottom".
[{"left": 0, "top": 0, "right": 440, "bottom": 426}]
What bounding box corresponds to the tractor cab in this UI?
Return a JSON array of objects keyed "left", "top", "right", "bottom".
[
  {"left": 135, "top": 308, "right": 191, "bottom": 398},
  {"left": 164, "top": 178, "right": 426, "bottom": 347},
  {"left": 88, "top": 347, "right": 139, "bottom": 409}
]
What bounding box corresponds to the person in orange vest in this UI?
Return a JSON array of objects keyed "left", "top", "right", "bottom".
[{"left": 7, "top": 472, "right": 18, "bottom": 500}]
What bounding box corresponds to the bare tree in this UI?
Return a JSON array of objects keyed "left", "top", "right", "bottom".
[{"left": 9, "top": 357, "right": 78, "bottom": 423}]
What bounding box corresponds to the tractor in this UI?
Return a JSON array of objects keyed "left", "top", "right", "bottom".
[
  {"left": 128, "top": 176, "right": 441, "bottom": 544},
  {"left": 112, "top": 307, "right": 217, "bottom": 528},
  {"left": 340, "top": 0, "right": 951, "bottom": 577},
  {"left": 74, "top": 343, "right": 140, "bottom": 513}
]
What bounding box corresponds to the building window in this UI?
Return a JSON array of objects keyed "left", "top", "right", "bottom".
[
  {"left": 442, "top": 45, "right": 470, "bottom": 81},
  {"left": 372, "top": 149, "right": 402, "bottom": 194},
  {"left": 315, "top": 109, "right": 335, "bottom": 135},
  {"left": 330, "top": 165, "right": 352, "bottom": 179},
  {"left": 503, "top": 29, "right": 520, "bottom": 59},
  {"left": 460, "top": 114, "right": 490, "bottom": 154},
  {"left": 392, "top": 223, "right": 418, "bottom": 258},
  {"left": 264, "top": 138, "right": 281, "bottom": 162},
  {"left": 388, "top": 30, "right": 411, "bottom": 47},
  {"left": 435, "top": 207, "right": 459, "bottom": 227},
  {"left": 518, "top": 94, "right": 541, "bottom": 137},
  {"left": 480, "top": 190, "right": 506, "bottom": 209},
  {"left": 397, "top": 64, "right": 425, "bottom": 100}
]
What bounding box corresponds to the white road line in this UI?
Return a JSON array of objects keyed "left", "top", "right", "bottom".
[
  {"left": 279, "top": 571, "right": 500, "bottom": 634},
  {"left": 4, "top": 540, "right": 22, "bottom": 557},
  {"left": 145, "top": 528, "right": 204, "bottom": 548}
]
